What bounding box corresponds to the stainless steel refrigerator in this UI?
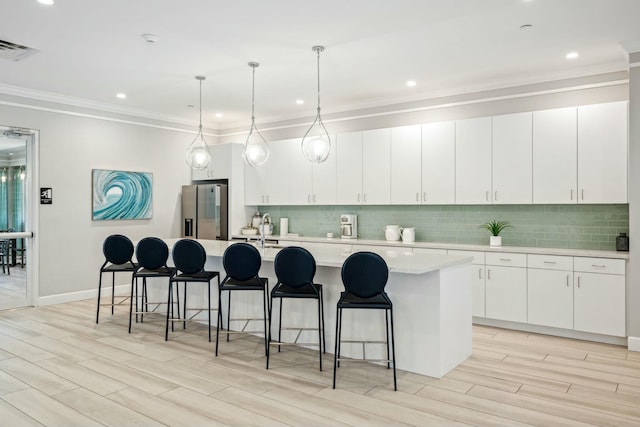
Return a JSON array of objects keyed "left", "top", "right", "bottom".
[{"left": 181, "top": 184, "right": 229, "bottom": 240}]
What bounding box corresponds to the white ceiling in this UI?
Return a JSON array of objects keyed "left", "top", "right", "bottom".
[{"left": 1, "top": 0, "right": 639, "bottom": 130}]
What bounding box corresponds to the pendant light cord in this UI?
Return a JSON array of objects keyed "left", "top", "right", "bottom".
[
  {"left": 198, "top": 78, "right": 203, "bottom": 131},
  {"left": 251, "top": 65, "right": 256, "bottom": 122},
  {"left": 316, "top": 47, "right": 321, "bottom": 114}
]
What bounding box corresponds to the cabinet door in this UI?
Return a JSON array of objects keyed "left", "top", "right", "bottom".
[
  {"left": 244, "top": 159, "right": 267, "bottom": 205},
  {"left": 577, "top": 102, "right": 628, "bottom": 203},
  {"left": 362, "top": 128, "right": 391, "bottom": 204},
  {"left": 528, "top": 269, "right": 573, "bottom": 329},
  {"left": 289, "top": 138, "right": 313, "bottom": 205},
  {"left": 312, "top": 135, "right": 337, "bottom": 205},
  {"left": 485, "top": 265, "right": 527, "bottom": 323},
  {"left": 391, "top": 125, "right": 422, "bottom": 204},
  {"left": 422, "top": 121, "right": 455, "bottom": 204},
  {"left": 336, "top": 131, "right": 363, "bottom": 204},
  {"left": 455, "top": 117, "right": 492, "bottom": 204},
  {"left": 264, "top": 139, "right": 291, "bottom": 205},
  {"left": 574, "top": 273, "right": 625, "bottom": 336},
  {"left": 492, "top": 113, "right": 532, "bottom": 204},
  {"left": 532, "top": 107, "right": 577, "bottom": 203}
]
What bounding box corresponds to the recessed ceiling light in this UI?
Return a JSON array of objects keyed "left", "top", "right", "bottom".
[
  {"left": 215, "top": 113, "right": 223, "bottom": 118},
  {"left": 296, "top": 99, "right": 304, "bottom": 105},
  {"left": 38, "top": 0, "right": 54, "bottom": 5},
  {"left": 406, "top": 80, "right": 417, "bottom": 87},
  {"left": 566, "top": 51, "right": 579, "bottom": 59},
  {"left": 116, "top": 93, "right": 126, "bottom": 99}
]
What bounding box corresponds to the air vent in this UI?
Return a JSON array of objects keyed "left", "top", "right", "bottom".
[{"left": 0, "top": 39, "right": 37, "bottom": 61}]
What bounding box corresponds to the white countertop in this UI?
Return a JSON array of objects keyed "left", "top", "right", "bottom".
[
  {"left": 164, "top": 238, "right": 473, "bottom": 275},
  {"left": 231, "top": 234, "right": 629, "bottom": 260}
]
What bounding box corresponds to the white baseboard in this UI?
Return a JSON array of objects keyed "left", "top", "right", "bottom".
[
  {"left": 629, "top": 336, "right": 640, "bottom": 352},
  {"left": 38, "top": 285, "right": 130, "bottom": 306}
]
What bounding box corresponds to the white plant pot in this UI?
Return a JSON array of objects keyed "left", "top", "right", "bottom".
[{"left": 490, "top": 235, "right": 502, "bottom": 247}]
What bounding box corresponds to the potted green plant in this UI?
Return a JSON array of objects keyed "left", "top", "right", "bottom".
[{"left": 479, "top": 220, "right": 512, "bottom": 247}]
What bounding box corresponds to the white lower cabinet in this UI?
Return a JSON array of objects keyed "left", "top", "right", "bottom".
[
  {"left": 528, "top": 269, "right": 574, "bottom": 329},
  {"left": 485, "top": 252, "right": 527, "bottom": 323},
  {"left": 573, "top": 256, "right": 626, "bottom": 337},
  {"left": 449, "top": 250, "right": 485, "bottom": 317}
]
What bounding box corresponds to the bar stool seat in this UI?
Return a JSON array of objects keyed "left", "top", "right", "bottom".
[
  {"left": 268, "top": 246, "right": 325, "bottom": 371},
  {"left": 333, "top": 251, "right": 397, "bottom": 391},
  {"left": 216, "top": 243, "right": 269, "bottom": 357},
  {"left": 96, "top": 234, "right": 137, "bottom": 323},
  {"left": 167, "top": 239, "right": 220, "bottom": 342}
]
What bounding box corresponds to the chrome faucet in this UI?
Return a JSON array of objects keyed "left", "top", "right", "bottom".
[{"left": 259, "top": 213, "right": 271, "bottom": 249}]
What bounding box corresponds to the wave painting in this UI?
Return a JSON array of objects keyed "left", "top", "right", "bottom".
[{"left": 92, "top": 169, "right": 153, "bottom": 220}]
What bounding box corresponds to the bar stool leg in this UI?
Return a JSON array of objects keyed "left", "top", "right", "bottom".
[
  {"left": 266, "top": 295, "right": 274, "bottom": 369},
  {"left": 333, "top": 307, "right": 342, "bottom": 389},
  {"left": 317, "top": 295, "right": 323, "bottom": 371},
  {"left": 390, "top": 306, "right": 397, "bottom": 391},
  {"left": 165, "top": 281, "right": 172, "bottom": 341},
  {"left": 96, "top": 272, "right": 103, "bottom": 324}
]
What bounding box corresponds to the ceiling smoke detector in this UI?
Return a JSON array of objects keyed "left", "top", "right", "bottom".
[{"left": 142, "top": 34, "right": 159, "bottom": 44}]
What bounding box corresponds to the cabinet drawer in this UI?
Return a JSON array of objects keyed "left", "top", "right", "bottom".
[
  {"left": 485, "top": 252, "right": 526, "bottom": 267},
  {"left": 574, "top": 257, "right": 625, "bottom": 275},
  {"left": 527, "top": 254, "right": 573, "bottom": 271},
  {"left": 448, "top": 250, "right": 484, "bottom": 264}
]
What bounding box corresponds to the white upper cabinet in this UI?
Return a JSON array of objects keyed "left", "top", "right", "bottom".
[
  {"left": 191, "top": 143, "right": 233, "bottom": 181},
  {"left": 244, "top": 138, "right": 290, "bottom": 205},
  {"left": 532, "top": 107, "right": 577, "bottom": 204},
  {"left": 362, "top": 128, "right": 391, "bottom": 205},
  {"left": 391, "top": 125, "right": 422, "bottom": 204},
  {"left": 336, "top": 131, "right": 363, "bottom": 204},
  {"left": 492, "top": 112, "right": 532, "bottom": 204},
  {"left": 288, "top": 137, "right": 313, "bottom": 205},
  {"left": 422, "top": 121, "right": 455, "bottom": 205},
  {"left": 577, "top": 101, "right": 628, "bottom": 203},
  {"left": 455, "top": 117, "right": 492, "bottom": 204}
]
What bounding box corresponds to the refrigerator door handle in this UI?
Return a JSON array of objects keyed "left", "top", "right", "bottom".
[{"left": 184, "top": 218, "right": 194, "bottom": 237}]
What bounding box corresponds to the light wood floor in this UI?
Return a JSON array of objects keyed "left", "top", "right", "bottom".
[{"left": 0, "top": 299, "right": 639, "bottom": 426}]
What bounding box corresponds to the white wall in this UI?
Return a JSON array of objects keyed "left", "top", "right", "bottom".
[{"left": 0, "top": 100, "right": 199, "bottom": 299}]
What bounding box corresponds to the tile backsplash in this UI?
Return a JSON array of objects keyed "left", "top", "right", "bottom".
[{"left": 256, "top": 204, "right": 629, "bottom": 250}]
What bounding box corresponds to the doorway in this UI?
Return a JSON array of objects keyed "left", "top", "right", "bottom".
[{"left": 0, "top": 126, "right": 35, "bottom": 310}]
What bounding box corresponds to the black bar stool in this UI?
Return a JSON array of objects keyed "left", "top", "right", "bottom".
[
  {"left": 333, "top": 251, "right": 397, "bottom": 391},
  {"left": 128, "top": 237, "right": 176, "bottom": 334},
  {"left": 96, "top": 234, "right": 137, "bottom": 323},
  {"left": 216, "top": 243, "right": 269, "bottom": 357},
  {"left": 166, "top": 239, "right": 220, "bottom": 342},
  {"left": 268, "top": 246, "right": 325, "bottom": 370}
]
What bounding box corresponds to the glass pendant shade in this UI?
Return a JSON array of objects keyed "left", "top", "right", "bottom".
[
  {"left": 243, "top": 61, "right": 269, "bottom": 167},
  {"left": 185, "top": 75, "right": 211, "bottom": 170},
  {"left": 301, "top": 45, "right": 331, "bottom": 164}
]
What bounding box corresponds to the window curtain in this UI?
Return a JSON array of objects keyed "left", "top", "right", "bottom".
[
  {"left": 12, "top": 167, "right": 24, "bottom": 233},
  {"left": 0, "top": 171, "right": 7, "bottom": 230}
]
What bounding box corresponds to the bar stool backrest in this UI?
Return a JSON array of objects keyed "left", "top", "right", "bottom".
[
  {"left": 103, "top": 234, "right": 134, "bottom": 265},
  {"left": 274, "top": 246, "right": 316, "bottom": 288},
  {"left": 172, "top": 239, "right": 206, "bottom": 274},
  {"left": 135, "top": 237, "right": 169, "bottom": 270},
  {"left": 341, "top": 251, "right": 389, "bottom": 298},
  {"left": 222, "top": 243, "right": 261, "bottom": 281}
]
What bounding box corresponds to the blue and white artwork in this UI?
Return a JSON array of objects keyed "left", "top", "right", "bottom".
[{"left": 92, "top": 169, "right": 152, "bottom": 220}]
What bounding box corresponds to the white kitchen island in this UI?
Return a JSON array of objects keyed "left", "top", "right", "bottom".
[{"left": 162, "top": 239, "right": 473, "bottom": 378}]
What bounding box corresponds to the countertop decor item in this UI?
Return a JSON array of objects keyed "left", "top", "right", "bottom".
[
  {"left": 480, "top": 220, "right": 512, "bottom": 247},
  {"left": 616, "top": 232, "right": 629, "bottom": 251},
  {"left": 185, "top": 75, "right": 211, "bottom": 170},
  {"left": 301, "top": 45, "right": 331, "bottom": 164},
  {"left": 242, "top": 62, "right": 269, "bottom": 167}
]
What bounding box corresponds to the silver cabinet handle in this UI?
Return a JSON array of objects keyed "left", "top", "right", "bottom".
[
  {"left": 566, "top": 275, "right": 570, "bottom": 287},
  {"left": 261, "top": 195, "right": 265, "bottom": 203},
  {"left": 416, "top": 192, "right": 419, "bottom": 202},
  {"left": 592, "top": 264, "right": 606, "bottom": 268},
  {"left": 499, "top": 258, "right": 511, "bottom": 262},
  {"left": 357, "top": 193, "right": 361, "bottom": 202},
  {"left": 364, "top": 193, "right": 367, "bottom": 203},
  {"left": 494, "top": 191, "right": 498, "bottom": 201},
  {"left": 485, "top": 191, "right": 489, "bottom": 202},
  {"left": 423, "top": 192, "right": 427, "bottom": 202},
  {"left": 581, "top": 189, "right": 584, "bottom": 200},
  {"left": 543, "top": 261, "right": 556, "bottom": 264},
  {"left": 478, "top": 267, "right": 482, "bottom": 279},
  {"left": 307, "top": 194, "right": 311, "bottom": 203},
  {"left": 570, "top": 189, "right": 573, "bottom": 200},
  {"left": 577, "top": 276, "right": 581, "bottom": 288},
  {"left": 487, "top": 269, "right": 491, "bottom": 280}
]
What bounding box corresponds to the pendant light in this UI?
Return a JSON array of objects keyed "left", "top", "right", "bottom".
[
  {"left": 185, "top": 75, "right": 211, "bottom": 170},
  {"left": 242, "top": 62, "right": 269, "bottom": 167},
  {"left": 301, "top": 45, "right": 331, "bottom": 164}
]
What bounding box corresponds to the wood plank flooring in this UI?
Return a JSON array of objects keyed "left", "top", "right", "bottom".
[{"left": 1, "top": 298, "right": 639, "bottom": 426}]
